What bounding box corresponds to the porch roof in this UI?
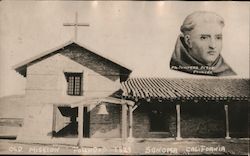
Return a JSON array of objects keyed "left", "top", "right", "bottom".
[
  {"left": 52, "top": 96, "right": 135, "bottom": 107},
  {"left": 121, "top": 78, "right": 249, "bottom": 101}
]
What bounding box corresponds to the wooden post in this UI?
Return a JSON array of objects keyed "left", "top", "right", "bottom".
[
  {"left": 78, "top": 105, "right": 84, "bottom": 146},
  {"left": 128, "top": 105, "right": 133, "bottom": 139},
  {"left": 224, "top": 104, "right": 231, "bottom": 139},
  {"left": 52, "top": 105, "right": 57, "bottom": 136},
  {"left": 176, "top": 104, "right": 182, "bottom": 140},
  {"left": 121, "top": 104, "right": 127, "bottom": 142}
]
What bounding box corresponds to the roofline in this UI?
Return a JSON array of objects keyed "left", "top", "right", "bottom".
[
  {"left": 127, "top": 77, "right": 250, "bottom": 80},
  {"left": 12, "top": 40, "right": 132, "bottom": 73},
  {"left": 12, "top": 40, "right": 74, "bottom": 70},
  {"left": 74, "top": 40, "right": 133, "bottom": 72},
  {"left": 121, "top": 78, "right": 249, "bottom": 100}
]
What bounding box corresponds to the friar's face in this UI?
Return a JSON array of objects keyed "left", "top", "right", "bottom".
[{"left": 185, "top": 22, "right": 223, "bottom": 66}]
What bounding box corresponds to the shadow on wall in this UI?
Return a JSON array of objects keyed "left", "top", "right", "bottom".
[
  {"left": 60, "top": 43, "right": 130, "bottom": 82},
  {"left": 181, "top": 102, "right": 226, "bottom": 138},
  {"left": 53, "top": 107, "right": 78, "bottom": 138}
]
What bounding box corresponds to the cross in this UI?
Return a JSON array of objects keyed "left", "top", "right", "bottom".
[{"left": 63, "top": 12, "right": 90, "bottom": 42}]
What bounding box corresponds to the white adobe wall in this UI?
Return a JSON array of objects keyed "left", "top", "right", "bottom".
[{"left": 18, "top": 53, "right": 121, "bottom": 142}]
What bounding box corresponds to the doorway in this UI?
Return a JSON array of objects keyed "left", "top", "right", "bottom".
[{"left": 52, "top": 105, "right": 90, "bottom": 138}]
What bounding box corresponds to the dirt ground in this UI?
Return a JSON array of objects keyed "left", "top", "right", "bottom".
[{"left": 0, "top": 138, "right": 249, "bottom": 155}]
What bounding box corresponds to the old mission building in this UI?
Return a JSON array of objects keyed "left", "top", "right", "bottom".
[{"left": 12, "top": 40, "right": 249, "bottom": 145}]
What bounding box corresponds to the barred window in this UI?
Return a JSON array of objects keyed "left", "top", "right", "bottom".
[{"left": 65, "top": 73, "right": 83, "bottom": 96}]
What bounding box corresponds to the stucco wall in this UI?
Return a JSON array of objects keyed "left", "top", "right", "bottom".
[
  {"left": 19, "top": 43, "right": 123, "bottom": 141},
  {"left": 26, "top": 52, "right": 121, "bottom": 103}
]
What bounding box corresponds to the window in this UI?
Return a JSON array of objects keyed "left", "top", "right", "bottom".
[
  {"left": 65, "top": 73, "right": 83, "bottom": 96},
  {"left": 149, "top": 109, "right": 169, "bottom": 132}
]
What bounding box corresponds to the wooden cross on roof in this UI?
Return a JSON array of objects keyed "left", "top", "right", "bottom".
[{"left": 63, "top": 12, "right": 89, "bottom": 42}]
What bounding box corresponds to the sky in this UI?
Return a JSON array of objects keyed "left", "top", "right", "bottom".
[{"left": 0, "top": 1, "right": 249, "bottom": 97}]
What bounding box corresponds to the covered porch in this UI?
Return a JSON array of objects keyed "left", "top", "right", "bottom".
[
  {"left": 52, "top": 96, "right": 135, "bottom": 146},
  {"left": 121, "top": 78, "right": 249, "bottom": 140},
  {"left": 51, "top": 78, "right": 249, "bottom": 146}
]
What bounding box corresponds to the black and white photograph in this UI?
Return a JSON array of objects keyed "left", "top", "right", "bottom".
[
  {"left": 0, "top": 1, "right": 249, "bottom": 155},
  {"left": 169, "top": 11, "right": 236, "bottom": 76}
]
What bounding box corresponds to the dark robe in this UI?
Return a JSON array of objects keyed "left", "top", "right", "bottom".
[{"left": 170, "top": 35, "right": 236, "bottom": 76}]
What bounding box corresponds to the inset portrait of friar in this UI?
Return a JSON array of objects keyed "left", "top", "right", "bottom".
[{"left": 170, "top": 11, "right": 236, "bottom": 76}]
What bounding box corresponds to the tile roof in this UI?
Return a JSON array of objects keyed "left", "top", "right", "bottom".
[{"left": 121, "top": 78, "right": 249, "bottom": 101}]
